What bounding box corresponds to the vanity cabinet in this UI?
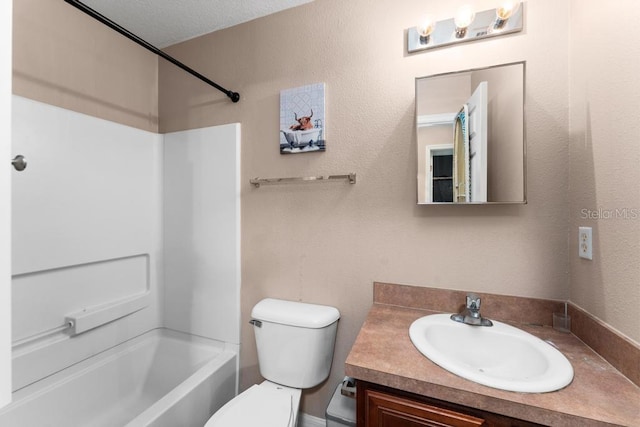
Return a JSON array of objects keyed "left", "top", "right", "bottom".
[{"left": 357, "top": 381, "right": 544, "bottom": 427}]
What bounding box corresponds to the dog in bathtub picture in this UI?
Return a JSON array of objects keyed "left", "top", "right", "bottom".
[{"left": 280, "top": 83, "right": 326, "bottom": 154}]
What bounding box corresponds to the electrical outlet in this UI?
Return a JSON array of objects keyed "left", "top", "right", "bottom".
[{"left": 579, "top": 227, "right": 592, "bottom": 260}]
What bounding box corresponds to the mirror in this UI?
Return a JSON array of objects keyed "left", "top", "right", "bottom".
[{"left": 416, "top": 62, "right": 526, "bottom": 204}]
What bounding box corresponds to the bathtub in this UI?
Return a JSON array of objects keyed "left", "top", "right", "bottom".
[
  {"left": 0, "top": 328, "right": 237, "bottom": 427},
  {"left": 280, "top": 128, "right": 323, "bottom": 147}
]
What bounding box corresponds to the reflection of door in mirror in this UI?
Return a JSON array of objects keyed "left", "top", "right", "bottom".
[
  {"left": 426, "top": 145, "right": 454, "bottom": 202},
  {"left": 467, "top": 82, "right": 488, "bottom": 202},
  {"left": 417, "top": 120, "right": 456, "bottom": 203}
]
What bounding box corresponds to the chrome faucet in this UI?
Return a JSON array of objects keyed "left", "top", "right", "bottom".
[{"left": 450, "top": 293, "right": 493, "bottom": 326}]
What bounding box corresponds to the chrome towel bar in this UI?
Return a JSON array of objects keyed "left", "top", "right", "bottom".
[{"left": 250, "top": 173, "right": 356, "bottom": 188}]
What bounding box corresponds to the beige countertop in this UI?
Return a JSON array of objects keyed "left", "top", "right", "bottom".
[{"left": 345, "top": 303, "right": 640, "bottom": 427}]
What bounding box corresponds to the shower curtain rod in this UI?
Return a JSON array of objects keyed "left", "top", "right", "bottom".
[{"left": 64, "top": 0, "right": 241, "bottom": 103}]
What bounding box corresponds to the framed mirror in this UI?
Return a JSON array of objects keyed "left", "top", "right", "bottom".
[{"left": 416, "top": 62, "right": 526, "bottom": 204}]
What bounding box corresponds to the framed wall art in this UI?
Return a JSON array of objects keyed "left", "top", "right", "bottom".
[{"left": 279, "top": 83, "right": 325, "bottom": 154}]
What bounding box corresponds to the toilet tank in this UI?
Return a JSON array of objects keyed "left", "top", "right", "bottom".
[{"left": 251, "top": 298, "right": 340, "bottom": 389}]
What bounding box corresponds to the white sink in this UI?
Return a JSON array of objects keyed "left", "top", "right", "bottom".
[{"left": 409, "top": 314, "right": 574, "bottom": 393}]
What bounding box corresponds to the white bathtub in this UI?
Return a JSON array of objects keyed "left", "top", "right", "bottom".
[
  {"left": 0, "top": 328, "right": 237, "bottom": 427},
  {"left": 280, "top": 128, "right": 323, "bottom": 147}
]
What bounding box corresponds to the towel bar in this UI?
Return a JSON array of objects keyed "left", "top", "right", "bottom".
[{"left": 250, "top": 173, "right": 356, "bottom": 188}]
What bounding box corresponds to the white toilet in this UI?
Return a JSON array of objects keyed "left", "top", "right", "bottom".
[{"left": 205, "top": 298, "right": 340, "bottom": 427}]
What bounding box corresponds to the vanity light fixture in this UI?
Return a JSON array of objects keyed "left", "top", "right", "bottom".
[
  {"left": 454, "top": 5, "right": 476, "bottom": 38},
  {"left": 407, "top": 1, "right": 524, "bottom": 53}
]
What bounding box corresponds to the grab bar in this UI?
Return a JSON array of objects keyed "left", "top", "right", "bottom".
[
  {"left": 11, "top": 292, "right": 150, "bottom": 349},
  {"left": 66, "top": 292, "right": 150, "bottom": 335},
  {"left": 12, "top": 320, "right": 74, "bottom": 348},
  {"left": 250, "top": 173, "right": 356, "bottom": 188}
]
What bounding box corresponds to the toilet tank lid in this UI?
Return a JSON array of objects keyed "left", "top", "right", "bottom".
[{"left": 251, "top": 298, "right": 340, "bottom": 328}]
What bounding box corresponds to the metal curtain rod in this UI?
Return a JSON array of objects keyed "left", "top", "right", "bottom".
[{"left": 63, "top": 0, "right": 240, "bottom": 103}]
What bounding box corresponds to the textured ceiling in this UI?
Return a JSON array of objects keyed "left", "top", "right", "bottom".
[{"left": 82, "top": 0, "right": 313, "bottom": 48}]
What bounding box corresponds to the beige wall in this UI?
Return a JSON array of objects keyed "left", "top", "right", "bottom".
[
  {"left": 416, "top": 73, "right": 471, "bottom": 116},
  {"left": 13, "top": 0, "right": 158, "bottom": 132},
  {"left": 160, "top": 0, "right": 571, "bottom": 417},
  {"left": 568, "top": 1, "right": 640, "bottom": 343}
]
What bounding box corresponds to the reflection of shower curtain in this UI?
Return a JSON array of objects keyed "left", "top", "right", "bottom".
[{"left": 453, "top": 105, "right": 470, "bottom": 203}]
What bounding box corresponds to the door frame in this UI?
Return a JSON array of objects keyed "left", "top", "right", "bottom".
[{"left": 426, "top": 144, "right": 454, "bottom": 203}]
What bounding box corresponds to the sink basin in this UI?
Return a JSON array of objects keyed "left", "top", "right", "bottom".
[{"left": 409, "top": 314, "right": 574, "bottom": 393}]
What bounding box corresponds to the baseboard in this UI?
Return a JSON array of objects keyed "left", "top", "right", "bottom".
[{"left": 299, "top": 412, "right": 325, "bottom": 427}]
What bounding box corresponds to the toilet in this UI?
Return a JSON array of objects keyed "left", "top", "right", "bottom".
[{"left": 205, "top": 298, "right": 340, "bottom": 427}]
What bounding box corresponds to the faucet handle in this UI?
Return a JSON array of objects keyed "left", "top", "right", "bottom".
[{"left": 466, "top": 293, "right": 481, "bottom": 311}]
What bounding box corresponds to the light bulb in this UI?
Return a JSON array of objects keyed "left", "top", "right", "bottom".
[
  {"left": 416, "top": 15, "right": 436, "bottom": 44},
  {"left": 496, "top": 1, "right": 520, "bottom": 20},
  {"left": 454, "top": 5, "right": 476, "bottom": 29},
  {"left": 454, "top": 5, "right": 475, "bottom": 38}
]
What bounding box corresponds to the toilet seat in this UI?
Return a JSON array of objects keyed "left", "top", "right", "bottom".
[{"left": 205, "top": 381, "right": 301, "bottom": 427}]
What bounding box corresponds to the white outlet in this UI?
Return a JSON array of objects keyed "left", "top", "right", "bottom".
[{"left": 579, "top": 227, "right": 593, "bottom": 260}]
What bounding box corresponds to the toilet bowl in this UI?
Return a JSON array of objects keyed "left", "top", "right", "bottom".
[
  {"left": 205, "top": 381, "right": 301, "bottom": 427},
  {"left": 204, "top": 298, "right": 340, "bottom": 427}
]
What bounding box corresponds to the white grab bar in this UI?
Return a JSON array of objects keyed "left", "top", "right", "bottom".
[
  {"left": 11, "top": 291, "right": 150, "bottom": 348},
  {"left": 12, "top": 320, "right": 74, "bottom": 348}
]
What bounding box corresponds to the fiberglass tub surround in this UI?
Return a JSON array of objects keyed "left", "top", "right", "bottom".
[{"left": 9, "top": 96, "right": 241, "bottom": 426}]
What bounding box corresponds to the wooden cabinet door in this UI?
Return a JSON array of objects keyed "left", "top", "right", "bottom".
[{"left": 366, "top": 389, "right": 486, "bottom": 427}]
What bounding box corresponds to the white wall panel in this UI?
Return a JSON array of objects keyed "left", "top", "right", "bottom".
[
  {"left": 11, "top": 96, "right": 162, "bottom": 275},
  {"left": 164, "top": 124, "right": 241, "bottom": 344},
  {"left": 10, "top": 96, "right": 163, "bottom": 391}
]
